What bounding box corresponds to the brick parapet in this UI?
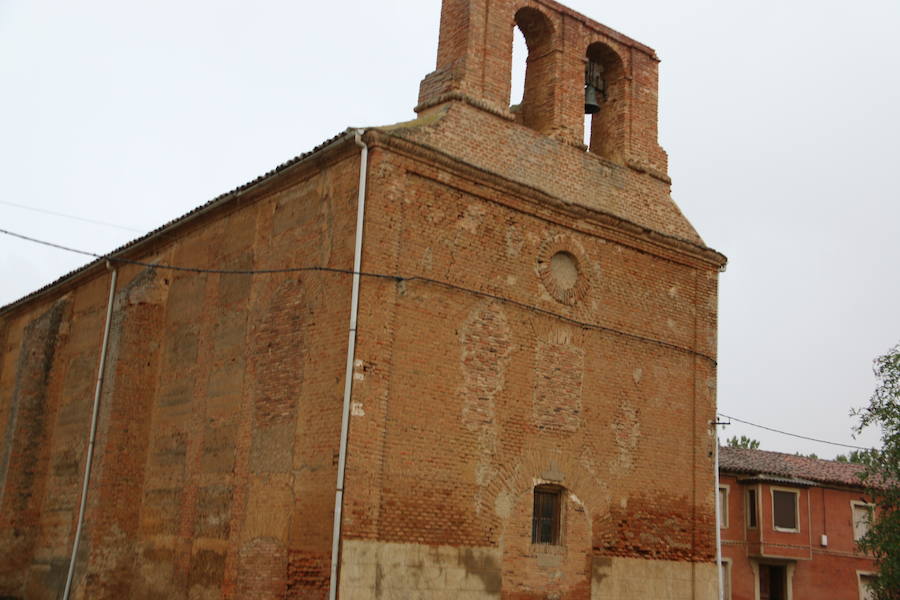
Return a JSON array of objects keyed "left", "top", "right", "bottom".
[{"left": 388, "top": 103, "right": 703, "bottom": 246}]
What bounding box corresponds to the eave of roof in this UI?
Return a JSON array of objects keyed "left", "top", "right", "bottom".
[
  {"left": 719, "top": 446, "right": 869, "bottom": 489},
  {"left": 736, "top": 474, "right": 817, "bottom": 488},
  {"left": 0, "top": 128, "right": 356, "bottom": 317}
]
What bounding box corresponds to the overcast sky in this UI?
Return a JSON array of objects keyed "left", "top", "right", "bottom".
[{"left": 2, "top": 0, "right": 898, "bottom": 458}]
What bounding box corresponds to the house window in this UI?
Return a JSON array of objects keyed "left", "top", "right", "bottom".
[
  {"left": 719, "top": 558, "right": 732, "bottom": 600},
  {"left": 759, "top": 564, "right": 788, "bottom": 600},
  {"left": 772, "top": 489, "right": 799, "bottom": 531},
  {"left": 747, "top": 488, "right": 758, "bottom": 528},
  {"left": 852, "top": 502, "right": 875, "bottom": 541},
  {"left": 719, "top": 486, "right": 729, "bottom": 528},
  {"left": 858, "top": 573, "right": 877, "bottom": 600},
  {"left": 532, "top": 486, "right": 561, "bottom": 545}
]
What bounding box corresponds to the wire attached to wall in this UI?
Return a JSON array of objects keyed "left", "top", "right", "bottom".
[
  {"left": 1, "top": 226, "right": 718, "bottom": 364},
  {"left": 0, "top": 228, "right": 399, "bottom": 278},
  {"left": 2, "top": 228, "right": 879, "bottom": 454}
]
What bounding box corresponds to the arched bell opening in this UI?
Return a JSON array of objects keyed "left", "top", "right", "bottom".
[
  {"left": 585, "top": 42, "right": 626, "bottom": 162},
  {"left": 511, "top": 7, "right": 556, "bottom": 133}
]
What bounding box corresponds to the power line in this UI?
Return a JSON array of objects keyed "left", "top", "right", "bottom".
[
  {"left": 0, "top": 227, "right": 398, "bottom": 277},
  {"left": 6, "top": 227, "right": 874, "bottom": 453},
  {"left": 2, "top": 228, "right": 105, "bottom": 260},
  {"left": 718, "top": 413, "right": 873, "bottom": 451},
  {"left": 0, "top": 227, "right": 718, "bottom": 364},
  {"left": 0, "top": 200, "right": 144, "bottom": 233}
]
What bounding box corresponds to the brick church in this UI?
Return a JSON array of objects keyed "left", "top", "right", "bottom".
[{"left": 0, "top": 0, "right": 726, "bottom": 598}]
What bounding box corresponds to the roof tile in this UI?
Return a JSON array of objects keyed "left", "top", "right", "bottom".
[{"left": 719, "top": 446, "right": 867, "bottom": 488}]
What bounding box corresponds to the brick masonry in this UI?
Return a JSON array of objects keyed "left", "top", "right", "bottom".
[{"left": 0, "top": 1, "right": 725, "bottom": 598}]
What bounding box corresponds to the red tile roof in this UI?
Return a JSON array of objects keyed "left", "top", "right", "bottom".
[{"left": 719, "top": 446, "right": 867, "bottom": 488}]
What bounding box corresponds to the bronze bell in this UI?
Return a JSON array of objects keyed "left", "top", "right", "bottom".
[
  {"left": 584, "top": 84, "right": 602, "bottom": 115},
  {"left": 584, "top": 60, "right": 605, "bottom": 115}
]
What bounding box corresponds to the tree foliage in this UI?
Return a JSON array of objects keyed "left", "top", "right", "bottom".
[
  {"left": 726, "top": 435, "right": 760, "bottom": 450},
  {"left": 853, "top": 344, "right": 900, "bottom": 600},
  {"left": 835, "top": 449, "right": 867, "bottom": 464}
]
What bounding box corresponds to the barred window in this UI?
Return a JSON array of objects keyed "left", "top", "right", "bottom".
[{"left": 532, "top": 486, "right": 561, "bottom": 545}]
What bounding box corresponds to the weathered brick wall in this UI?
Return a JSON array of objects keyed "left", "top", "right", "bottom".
[
  {"left": 335, "top": 4, "right": 722, "bottom": 597},
  {"left": 393, "top": 101, "right": 697, "bottom": 244},
  {"left": 338, "top": 131, "right": 721, "bottom": 598},
  {"left": 0, "top": 297, "right": 73, "bottom": 595},
  {"left": 0, "top": 144, "right": 363, "bottom": 599},
  {"left": 1, "top": 1, "right": 725, "bottom": 598}
]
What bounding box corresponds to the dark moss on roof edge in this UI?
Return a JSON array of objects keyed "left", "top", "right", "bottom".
[
  {"left": 0, "top": 129, "right": 357, "bottom": 317},
  {"left": 3, "top": 103, "right": 728, "bottom": 316}
]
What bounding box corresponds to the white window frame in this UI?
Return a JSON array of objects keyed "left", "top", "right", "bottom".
[
  {"left": 751, "top": 560, "right": 795, "bottom": 600},
  {"left": 719, "top": 557, "right": 733, "bottom": 600},
  {"left": 771, "top": 487, "right": 800, "bottom": 533},
  {"left": 857, "top": 570, "right": 877, "bottom": 600},
  {"left": 851, "top": 501, "right": 875, "bottom": 542},
  {"left": 719, "top": 484, "right": 730, "bottom": 529},
  {"left": 746, "top": 486, "right": 759, "bottom": 529}
]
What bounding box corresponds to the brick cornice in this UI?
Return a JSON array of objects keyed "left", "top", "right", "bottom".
[
  {"left": 414, "top": 91, "right": 516, "bottom": 120},
  {"left": 364, "top": 129, "right": 727, "bottom": 271},
  {"left": 533, "top": 0, "right": 659, "bottom": 60}
]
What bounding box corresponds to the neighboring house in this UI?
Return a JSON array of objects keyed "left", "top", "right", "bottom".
[
  {"left": 718, "top": 446, "right": 878, "bottom": 600},
  {"left": 0, "top": 0, "right": 727, "bottom": 598}
]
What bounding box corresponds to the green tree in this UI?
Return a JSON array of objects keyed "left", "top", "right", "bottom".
[
  {"left": 725, "top": 435, "right": 760, "bottom": 450},
  {"left": 835, "top": 449, "right": 866, "bottom": 464},
  {"left": 853, "top": 344, "right": 900, "bottom": 600}
]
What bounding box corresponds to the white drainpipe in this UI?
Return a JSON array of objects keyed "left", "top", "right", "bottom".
[
  {"left": 63, "top": 262, "right": 118, "bottom": 599},
  {"left": 714, "top": 421, "right": 724, "bottom": 600},
  {"left": 329, "top": 129, "right": 368, "bottom": 600}
]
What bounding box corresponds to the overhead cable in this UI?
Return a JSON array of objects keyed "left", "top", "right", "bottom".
[
  {"left": 718, "top": 413, "right": 874, "bottom": 451},
  {"left": 4, "top": 233, "right": 874, "bottom": 455},
  {"left": 0, "top": 200, "right": 143, "bottom": 233},
  {"left": 0, "top": 227, "right": 718, "bottom": 364}
]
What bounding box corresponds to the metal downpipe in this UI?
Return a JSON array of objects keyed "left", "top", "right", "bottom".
[
  {"left": 329, "top": 129, "right": 368, "bottom": 600},
  {"left": 63, "top": 263, "right": 117, "bottom": 599}
]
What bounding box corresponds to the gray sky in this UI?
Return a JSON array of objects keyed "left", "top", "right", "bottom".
[{"left": 2, "top": 0, "right": 898, "bottom": 458}]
